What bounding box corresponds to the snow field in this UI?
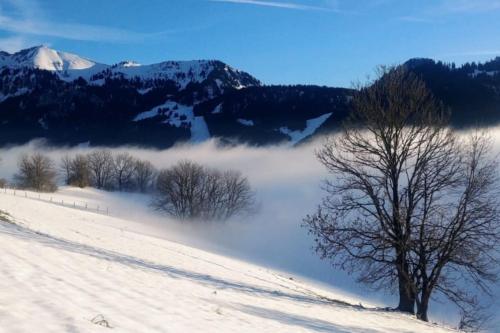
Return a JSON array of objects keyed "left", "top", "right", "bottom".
[{"left": 0, "top": 190, "right": 457, "bottom": 332}]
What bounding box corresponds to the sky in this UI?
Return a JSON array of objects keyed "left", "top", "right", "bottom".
[{"left": 0, "top": 0, "right": 499, "bottom": 87}]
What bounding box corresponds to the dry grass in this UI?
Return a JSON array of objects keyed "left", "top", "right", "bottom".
[{"left": 0, "top": 210, "right": 11, "bottom": 222}]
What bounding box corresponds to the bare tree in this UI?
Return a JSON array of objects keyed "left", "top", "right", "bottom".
[
  {"left": 14, "top": 153, "right": 57, "bottom": 192},
  {"left": 219, "top": 170, "right": 256, "bottom": 220},
  {"left": 69, "top": 154, "right": 91, "bottom": 188},
  {"left": 87, "top": 150, "right": 114, "bottom": 190},
  {"left": 133, "top": 159, "right": 156, "bottom": 193},
  {"left": 60, "top": 154, "right": 72, "bottom": 185},
  {"left": 153, "top": 160, "right": 254, "bottom": 221},
  {"left": 112, "top": 153, "right": 136, "bottom": 191},
  {"left": 154, "top": 161, "right": 205, "bottom": 219},
  {"left": 304, "top": 67, "right": 500, "bottom": 324}
]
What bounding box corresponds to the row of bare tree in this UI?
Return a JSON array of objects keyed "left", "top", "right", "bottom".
[
  {"left": 60, "top": 151, "right": 156, "bottom": 192},
  {"left": 2, "top": 151, "right": 254, "bottom": 222}
]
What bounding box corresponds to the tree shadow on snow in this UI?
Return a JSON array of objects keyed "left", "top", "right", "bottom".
[
  {"left": 222, "top": 302, "right": 422, "bottom": 333},
  {"left": 0, "top": 221, "right": 336, "bottom": 306}
]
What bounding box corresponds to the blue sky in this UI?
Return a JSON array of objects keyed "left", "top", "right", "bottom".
[{"left": 0, "top": 0, "right": 499, "bottom": 87}]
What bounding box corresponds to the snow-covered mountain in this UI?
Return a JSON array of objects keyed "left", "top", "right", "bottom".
[
  {"left": 0, "top": 45, "right": 259, "bottom": 90},
  {"left": 0, "top": 45, "right": 99, "bottom": 71},
  {"left": 3, "top": 46, "right": 498, "bottom": 148},
  {"left": 103, "top": 59, "right": 257, "bottom": 90},
  {"left": 0, "top": 46, "right": 348, "bottom": 147}
]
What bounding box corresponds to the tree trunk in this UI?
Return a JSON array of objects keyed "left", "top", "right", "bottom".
[
  {"left": 397, "top": 281, "right": 415, "bottom": 314},
  {"left": 396, "top": 253, "right": 415, "bottom": 314},
  {"left": 416, "top": 291, "right": 430, "bottom": 321}
]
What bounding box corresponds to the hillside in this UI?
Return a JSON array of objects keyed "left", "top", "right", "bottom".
[{"left": 0, "top": 187, "right": 457, "bottom": 332}]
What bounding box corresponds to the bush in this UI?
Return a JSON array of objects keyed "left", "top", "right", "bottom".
[
  {"left": 152, "top": 160, "right": 254, "bottom": 221},
  {"left": 14, "top": 153, "right": 57, "bottom": 192}
]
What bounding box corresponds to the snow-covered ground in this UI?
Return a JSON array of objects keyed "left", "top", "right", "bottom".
[{"left": 0, "top": 188, "right": 456, "bottom": 332}]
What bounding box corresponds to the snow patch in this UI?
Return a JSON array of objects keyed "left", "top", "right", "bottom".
[
  {"left": 134, "top": 101, "right": 210, "bottom": 142},
  {"left": 137, "top": 87, "right": 153, "bottom": 95},
  {"left": 237, "top": 118, "right": 254, "bottom": 126},
  {"left": 469, "top": 69, "right": 500, "bottom": 78},
  {"left": 279, "top": 113, "right": 332, "bottom": 145},
  {"left": 38, "top": 118, "right": 48, "bottom": 130},
  {"left": 0, "top": 87, "right": 30, "bottom": 103},
  {"left": 118, "top": 60, "right": 141, "bottom": 68},
  {"left": 212, "top": 103, "right": 223, "bottom": 114}
]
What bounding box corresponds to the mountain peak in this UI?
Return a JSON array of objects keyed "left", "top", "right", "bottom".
[{"left": 0, "top": 45, "right": 99, "bottom": 72}]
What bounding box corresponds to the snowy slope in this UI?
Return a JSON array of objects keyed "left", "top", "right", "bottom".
[
  {"left": 133, "top": 101, "right": 210, "bottom": 142},
  {"left": 0, "top": 45, "right": 98, "bottom": 71},
  {"left": 279, "top": 113, "right": 332, "bottom": 145},
  {"left": 0, "top": 189, "right": 456, "bottom": 332},
  {"left": 0, "top": 45, "right": 108, "bottom": 81}
]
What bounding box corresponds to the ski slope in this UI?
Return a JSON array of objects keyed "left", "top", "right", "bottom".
[{"left": 0, "top": 189, "right": 457, "bottom": 332}]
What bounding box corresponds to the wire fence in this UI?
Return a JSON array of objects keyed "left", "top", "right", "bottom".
[{"left": 0, "top": 187, "right": 110, "bottom": 216}]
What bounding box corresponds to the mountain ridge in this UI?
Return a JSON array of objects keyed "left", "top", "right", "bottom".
[
  {"left": 0, "top": 46, "right": 499, "bottom": 147},
  {"left": 0, "top": 45, "right": 260, "bottom": 90}
]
